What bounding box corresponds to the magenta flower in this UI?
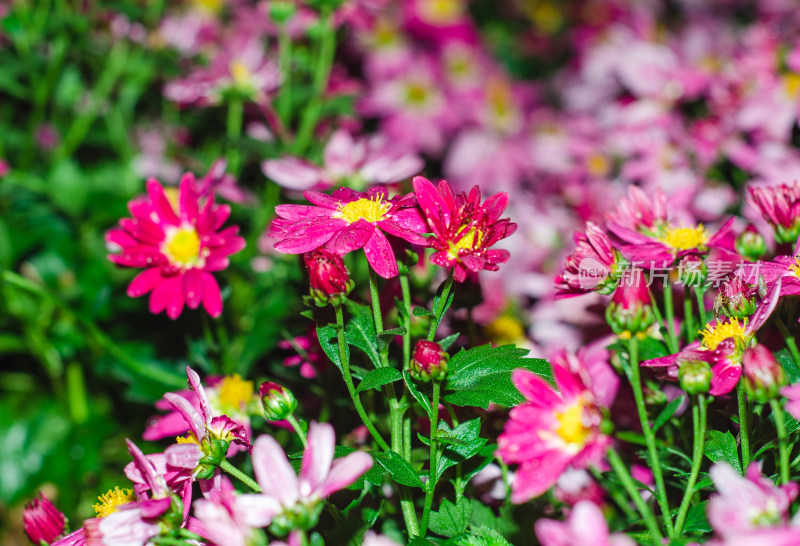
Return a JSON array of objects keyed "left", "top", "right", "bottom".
[
  {"left": 748, "top": 182, "right": 800, "bottom": 244},
  {"left": 412, "top": 176, "right": 517, "bottom": 282},
  {"left": 268, "top": 186, "right": 427, "bottom": 278},
  {"left": 497, "top": 364, "right": 611, "bottom": 503},
  {"left": 605, "top": 186, "right": 668, "bottom": 235},
  {"left": 106, "top": 174, "right": 245, "bottom": 319},
  {"left": 24, "top": 492, "right": 67, "bottom": 544},
  {"left": 193, "top": 477, "right": 267, "bottom": 546},
  {"left": 231, "top": 423, "right": 373, "bottom": 530},
  {"left": 535, "top": 500, "right": 635, "bottom": 546},
  {"left": 262, "top": 129, "right": 424, "bottom": 191},
  {"left": 304, "top": 248, "right": 352, "bottom": 303},
  {"left": 556, "top": 222, "right": 624, "bottom": 297},
  {"left": 781, "top": 384, "right": 800, "bottom": 421},
  {"left": 708, "top": 463, "right": 798, "bottom": 537}
]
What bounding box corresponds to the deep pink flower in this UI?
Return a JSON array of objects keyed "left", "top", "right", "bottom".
[
  {"left": 556, "top": 222, "right": 623, "bottom": 297},
  {"left": 535, "top": 500, "right": 635, "bottom": 546},
  {"left": 605, "top": 186, "right": 668, "bottom": 235},
  {"left": 304, "top": 248, "right": 352, "bottom": 300},
  {"left": 24, "top": 492, "right": 67, "bottom": 544},
  {"left": 412, "top": 176, "right": 517, "bottom": 282},
  {"left": 409, "top": 340, "right": 449, "bottom": 381},
  {"left": 268, "top": 186, "right": 427, "bottom": 278},
  {"left": 748, "top": 182, "right": 800, "bottom": 244},
  {"left": 497, "top": 364, "right": 611, "bottom": 503},
  {"left": 107, "top": 175, "right": 245, "bottom": 319}
]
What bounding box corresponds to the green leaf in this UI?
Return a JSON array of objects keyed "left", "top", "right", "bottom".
[
  {"left": 356, "top": 367, "right": 402, "bottom": 394},
  {"left": 428, "top": 498, "right": 472, "bottom": 538},
  {"left": 439, "top": 332, "right": 459, "bottom": 351},
  {"left": 683, "top": 501, "right": 713, "bottom": 534},
  {"left": 436, "top": 419, "right": 487, "bottom": 480},
  {"left": 444, "top": 526, "right": 513, "bottom": 546},
  {"left": 653, "top": 395, "right": 685, "bottom": 432},
  {"left": 375, "top": 451, "right": 424, "bottom": 488},
  {"left": 317, "top": 323, "right": 346, "bottom": 374},
  {"left": 404, "top": 370, "right": 433, "bottom": 417},
  {"left": 344, "top": 301, "right": 381, "bottom": 368},
  {"left": 413, "top": 306, "right": 434, "bottom": 317},
  {"left": 704, "top": 430, "right": 742, "bottom": 474},
  {"left": 777, "top": 349, "right": 800, "bottom": 384},
  {"left": 444, "top": 344, "right": 551, "bottom": 409}
]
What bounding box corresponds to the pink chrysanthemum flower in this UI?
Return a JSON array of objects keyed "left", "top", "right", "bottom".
[
  {"left": 193, "top": 477, "right": 265, "bottom": 546},
  {"left": 412, "top": 176, "right": 517, "bottom": 282},
  {"left": 556, "top": 222, "right": 625, "bottom": 297},
  {"left": 535, "top": 500, "right": 635, "bottom": 546},
  {"left": 268, "top": 187, "right": 427, "bottom": 278},
  {"left": 497, "top": 364, "right": 611, "bottom": 503},
  {"left": 106, "top": 174, "right": 245, "bottom": 319},
  {"left": 24, "top": 492, "right": 67, "bottom": 544},
  {"left": 748, "top": 182, "right": 800, "bottom": 245}
]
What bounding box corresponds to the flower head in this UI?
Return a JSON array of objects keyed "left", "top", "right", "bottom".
[
  {"left": 193, "top": 477, "right": 266, "bottom": 546},
  {"left": 743, "top": 344, "right": 787, "bottom": 402},
  {"left": 412, "top": 176, "right": 517, "bottom": 282},
  {"left": 535, "top": 500, "right": 635, "bottom": 546},
  {"left": 303, "top": 248, "right": 353, "bottom": 305},
  {"left": 748, "top": 182, "right": 800, "bottom": 244},
  {"left": 497, "top": 364, "right": 611, "bottom": 503},
  {"left": 556, "top": 222, "right": 624, "bottom": 297},
  {"left": 269, "top": 186, "right": 427, "bottom": 278},
  {"left": 24, "top": 492, "right": 67, "bottom": 544},
  {"left": 106, "top": 174, "right": 245, "bottom": 319},
  {"left": 409, "top": 340, "right": 449, "bottom": 381}
]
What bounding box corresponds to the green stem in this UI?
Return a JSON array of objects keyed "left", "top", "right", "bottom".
[
  {"left": 674, "top": 394, "right": 707, "bottom": 534},
  {"left": 770, "top": 398, "right": 790, "bottom": 484},
  {"left": 66, "top": 361, "right": 89, "bottom": 424},
  {"left": 420, "top": 381, "right": 441, "bottom": 536},
  {"left": 276, "top": 23, "right": 293, "bottom": 128},
  {"left": 427, "top": 271, "right": 454, "bottom": 341},
  {"left": 738, "top": 381, "right": 750, "bottom": 472},
  {"left": 607, "top": 448, "right": 663, "bottom": 541},
  {"left": 662, "top": 281, "right": 679, "bottom": 352},
  {"left": 694, "top": 286, "right": 708, "bottom": 326},
  {"left": 333, "top": 303, "right": 390, "bottom": 451},
  {"left": 287, "top": 414, "right": 307, "bottom": 447},
  {"left": 684, "top": 287, "right": 696, "bottom": 343},
  {"left": 226, "top": 96, "right": 244, "bottom": 175},
  {"left": 777, "top": 320, "right": 800, "bottom": 367},
  {"left": 219, "top": 459, "right": 261, "bottom": 492},
  {"left": 627, "top": 337, "right": 674, "bottom": 537},
  {"left": 400, "top": 272, "right": 412, "bottom": 368}
]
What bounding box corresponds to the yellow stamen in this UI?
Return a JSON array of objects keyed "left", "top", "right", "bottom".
[
  {"left": 586, "top": 153, "right": 610, "bottom": 178},
  {"left": 191, "top": 0, "right": 223, "bottom": 14},
  {"left": 93, "top": 487, "right": 135, "bottom": 518},
  {"left": 418, "top": 0, "right": 465, "bottom": 24},
  {"left": 176, "top": 433, "right": 199, "bottom": 444},
  {"left": 658, "top": 224, "right": 709, "bottom": 251},
  {"left": 405, "top": 82, "right": 430, "bottom": 106},
  {"left": 789, "top": 256, "right": 800, "bottom": 277},
  {"left": 554, "top": 399, "right": 591, "bottom": 447},
  {"left": 333, "top": 196, "right": 391, "bottom": 224},
  {"left": 784, "top": 73, "right": 800, "bottom": 98},
  {"left": 163, "top": 226, "right": 202, "bottom": 267},
  {"left": 230, "top": 61, "right": 251, "bottom": 87},
  {"left": 485, "top": 315, "right": 526, "bottom": 345},
  {"left": 448, "top": 225, "right": 483, "bottom": 258},
  {"left": 217, "top": 374, "right": 254, "bottom": 412},
  {"left": 699, "top": 318, "right": 748, "bottom": 351}
]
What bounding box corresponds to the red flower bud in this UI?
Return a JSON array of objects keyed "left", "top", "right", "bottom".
[
  {"left": 410, "top": 341, "right": 449, "bottom": 382},
  {"left": 303, "top": 249, "right": 352, "bottom": 305},
  {"left": 606, "top": 269, "right": 654, "bottom": 336},
  {"left": 259, "top": 381, "right": 298, "bottom": 421},
  {"left": 743, "top": 344, "right": 786, "bottom": 402},
  {"left": 24, "top": 492, "right": 66, "bottom": 545}
]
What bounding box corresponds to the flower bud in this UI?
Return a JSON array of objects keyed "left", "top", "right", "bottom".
[
  {"left": 303, "top": 249, "right": 353, "bottom": 306},
  {"left": 679, "top": 360, "right": 712, "bottom": 395},
  {"left": 605, "top": 269, "right": 655, "bottom": 336},
  {"left": 24, "top": 492, "right": 66, "bottom": 545},
  {"left": 743, "top": 345, "right": 787, "bottom": 403},
  {"left": 714, "top": 275, "right": 758, "bottom": 321},
  {"left": 269, "top": 0, "right": 296, "bottom": 23},
  {"left": 260, "top": 381, "right": 298, "bottom": 421},
  {"left": 735, "top": 225, "right": 768, "bottom": 261},
  {"left": 676, "top": 255, "right": 707, "bottom": 287},
  {"left": 409, "top": 341, "right": 449, "bottom": 382}
]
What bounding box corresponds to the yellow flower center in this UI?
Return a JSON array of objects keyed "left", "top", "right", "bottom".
[
  {"left": 554, "top": 399, "right": 591, "bottom": 447},
  {"left": 373, "top": 19, "right": 400, "bottom": 48},
  {"left": 586, "top": 153, "right": 610, "bottom": 178},
  {"left": 789, "top": 256, "right": 800, "bottom": 277},
  {"left": 699, "top": 318, "right": 748, "bottom": 351},
  {"left": 217, "top": 374, "right": 254, "bottom": 412},
  {"left": 333, "top": 196, "right": 391, "bottom": 224},
  {"left": 93, "top": 487, "right": 135, "bottom": 518},
  {"left": 230, "top": 61, "right": 251, "bottom": 87},
  {"left": 658, "top": 224, "right": 709, "bottom": 251},
  {"left": 784, "top": 73, "right": 800, "bottom": 98},
  {"left": 405, "top": 82, "right": 430, "bottom": 106},
  {"left": 448, "top": 225, "right": 483, "bottom": 257},
  {"left": 530, "top": 1, "right": 562, "bottom": 34},
  {"left": 163, "top": 226, "right": 202, "bottom": 268},
  {"left": 418, "top": 0, "right": 465, "bottom": 24},
  {"left": 191, "top": 0, "right": 223, "bottom": 14},
  {"left": 176, "top": 433, "right": 199, "bottom": 444},
  {"left": 485, "top": 315, "right": 526, "bottom": 345}
]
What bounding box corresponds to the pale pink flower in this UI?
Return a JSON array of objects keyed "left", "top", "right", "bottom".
[{"left": 535, "top": 500, "right": 635, "bottom": 546}]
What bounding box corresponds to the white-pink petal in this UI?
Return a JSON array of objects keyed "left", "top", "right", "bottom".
[
  {"left": 318, "top": 451, "right": 373, "bottom": 499},
  {"left": 251, "top": 435, "right": 300, "bottom": 508},
  {"left": 300, "top": 422, "right": 336, "bottom": 497}
]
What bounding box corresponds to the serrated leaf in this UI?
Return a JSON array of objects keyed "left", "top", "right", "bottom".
[
  {"left": 405, "top": 370, "right": 432, "bottom": 417},
  {"left": 356, "top": 367, "right": 402, "bottom": 394},
  {"left": 317, "top": 323, "right": 346, "bottom": 374},
  {"left": 777, "top": 349, "right": 800, "bottom": 384},
  {"left": 653, "top": 395, "right": 685, "bottom": 432},
  {"left": 444, "top": 344, "right": 551, "bottom": 409},
  {"left": 413, "top": 306, "right": 434, "bottom": 317},
  {"left": 344, "top": 301, "right": 381, "bottom": 368},
  {"left": 439, "top": 332, "right": 459, "bottom": 351},
  {"left": 436, "top": 419, "right": 487, "bottom": 480},
  {"left": 704, "top": 430, "right": 742, "bottom": 474},
  {"left": 683, "top": 501, "right": 713, "bottom": 533},
  {"left": 376, "top": 451, "right": 424, "bottom": 488},
  {"left": 444, "top": 526, "right": 513, "bottom": 546},
  {"left": 429, "top": 498, "right": 472, "bottom": 538}
]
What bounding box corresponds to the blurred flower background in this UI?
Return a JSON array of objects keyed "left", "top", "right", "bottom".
[{"left": 4, "top": 0, "right": 800, "bottom": 543}]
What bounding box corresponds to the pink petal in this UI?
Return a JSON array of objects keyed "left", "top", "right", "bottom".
[
  {"left": 363, "top": 230, "right": 398, "bottom": 279},
  {"left": 149, "top": 275, "right": 181, "bottom": 315},
  {"left": 251, "top": 435, "right": 299, "bottom": 507},
  {"left": 709, "top": 361, "right": 742, "bottom": 396},
  {"left": 146, "top": 178, "right": 179, "bottom": 225},
  {"left": 323, "top": 129, "right": 358, "bottom": 176},
  {"left": 164, "top": 392, "right": 206, "bottom": 440},
  {"left": 262, "top": 158, "right": 325, "bottom": 191},
  {"left": 318, "top": 451, "right": 374, "bottom": 498},
  {"left": 325, "top": 221, "right": 374, "bottom": 254},
  {"left": 201, "top": 273, "right": 223, "bottom": 318},
  {"left": 300, "top": 422, "right": 335, "bottom": 497},
  {"left": 236, "top": 494, "right": 282, "bottom": 528},
  {"left": 179, "top": 173, "right": 199, "bottom": 222},
  {"left": 510, "top": 450, "right": 571, "bottom": 503},
  {"left": 186, "top": 366, "right": 212, "bottom": 424},
  {"left": 511, "top": 369, "right": 560, "bottom": 408},
  {"left": 166, "top": 284, "right": 186, "bottom": 320},
  {"left": 183, "top": 268, "right": 204, "bottom": 309},
  {"left": 164, "top": 443, "right": 204, "bottom": 469},
  {"left": 127, "top": 268, "right": 164, "bottom": 298}
]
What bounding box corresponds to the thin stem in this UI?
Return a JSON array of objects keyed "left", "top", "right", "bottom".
[
  {"left": 226, "top": 96, "right": 244, "bottom": 175},
  {"left": 674, "top": 394, "right": 707, "bottom": 534},
  {"left": 420, "top": 381, "right": 441, "bottom": 536},
  {"left": 738, "top": 380, "right": 750, "bottom": 472},
  {"left": 777, "top": 320, "right": 800, "bottom": 367},
  {"left": 663, "top": 281, "right": 680, "bottom": 352},
  {"left": 684, "top": 286, "right": 696, "bottom": 343},
  {"left": 219, "top": 460, "right": 261, "bottom": 492},
  {"left": 771, "top": 398, "right": 790, "bottom": 484},
  {"left": 427, "top": 271, "right": 455, "bottom": 341},
  {"left": 333, "top": 303, "right": 390, "bottom": 452},
  {"left": 400, "top": 272, "right": 412, "bottom": 368},
  {"left": 276, "top": 23, "right": 293, "bottom": 128},
  {"left": 287, "top": 414, "right": 307, "bottom": 448},
  {"left": 694, "top": 286, "right": 708, "bottom": 326},
  {"left": 607, "top": 448, "right": 664, "bottom": 542},
  {"left": 627, "top": 337, "right": 674, "bottom": 537},
  {"left": 648, "top": 287, "right": 677, "bottom": 353}
]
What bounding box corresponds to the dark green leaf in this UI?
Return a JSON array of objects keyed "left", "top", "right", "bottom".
[
  {"left": 444, "top": 526, "right": 513, "bottom": 546},
  {"left": 344, "top": 301, "right": 381, "bottom": 368},
  {"left": 405, "top": 370, "right": 433, "bottom": 417},
  {"left": 375, "top": 451, "right": 424, "bottom": 488},
  {"left": 653, "top": 395, "right": 685, "bottom": 432},
  {"left": 356, "top": 367, "right": 402, "bottom": 394},
  {"left": 439, "top": 332, "right": 460, "bottom": 351},
  {"left": 317, "top": 323, "right": 346, "bottom": 374},
  {"left": 704, "top": 430, "right": 742, "bottom": 474},
  {"left": 437, "top": 419, "right": 487, "bottom": 480},
  {"left": 413, "top": 306, "right": 434, "bottom": 317},
  {"left": 683, "top": 501, "right": 713, "bottom": 534},
  {"left": 428, "top": 498, "right": 472, "bottom": 538}
]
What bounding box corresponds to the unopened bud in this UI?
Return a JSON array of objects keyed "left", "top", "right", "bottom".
[
  {"left": 679, "top": 360, "right": 712, "bottom": 395},
  {"left": 260, "top": 381, "right": 298, "bottom": 421},
  {"left": 269, "top": 1, "right": 296, "bottom": 23},
  {"left": 676, "top": 255, "right": 707, "bottom": 287},
  {"left": 606, "top": 269, "right": 655, "bottom": 336},
  {"left": 409, "top": 341, "right": 449, "bottom": 382},
  {"left": 24, "top": 492, "right": 67, "bottom": 545},
  {"left": 303, "top": 249, "right": 353, "bottom": 306},
  {"left": 743, "top": 345, "right": 786, "bottom": 403},
  {"left": 714, "top": 275, "right": 758, "bottom": 321},
  {"left": 735, "top": 225, "right": 768, "bottom": 261}
]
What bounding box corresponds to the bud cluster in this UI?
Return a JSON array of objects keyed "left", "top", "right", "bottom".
[{"left": 409, "top": 341, "right": 449, "bottom": 382}]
